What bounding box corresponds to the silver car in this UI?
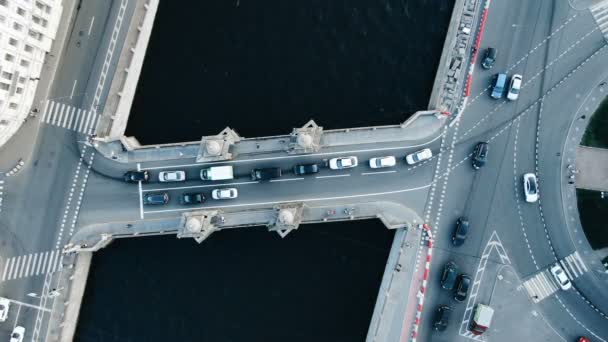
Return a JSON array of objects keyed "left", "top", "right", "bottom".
[
  {"left": 550, "top": 264, "right": 571, "bottom": 290},
  {"left": 158, "top": 170, "right": 186, "bottom": 182},
  {"left": 523, "top": 173, "right": 538, "bottom": 203},
  {"left": 212, "top": 188, "right": 238, "bottom": 200}
]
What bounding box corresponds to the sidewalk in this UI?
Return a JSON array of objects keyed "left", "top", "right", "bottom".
[{"left": 575, "top": 145, "right": 608, "bottom": 191}]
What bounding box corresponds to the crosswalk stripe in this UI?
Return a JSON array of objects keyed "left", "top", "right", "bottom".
[
  {"left": 67, "top": 107, "right": 77, "bottom": 129},
  {"left": 559, "top": 259, "right": 573, "bottom": 280},
  {"left": 23, "top": 254, "right": 32, "bottom": 277},
  {"left": 38, "top": 251, "right": 48, "bottom": 275},
  {"left": 56, "top": 104, "right": 66, "bottom": 126},
  {"left": 574, "top": 251, "right": 588, "bottom": 272},
  {"left": 43, "top": 101, "right": 55, "bottom": 123},
  {"left": 42, "top": 100, "right": 51, "bottom": 122},
  {"left": 51, "top": 103, "right": 60, "bottom": 125},
  {"left": 46, "top": 251, "right": 56, "bottom": 274},
  {"left": 82, "top": 110, "right": 93, "bottom": 133},
  {"left": 17, "top": 255, "right": 27, "bottom": 279},
  {"left": 566, "top": 255, "right": 581, "bottom": 276},
  {"left": 75, "top": 108, "right": 84, "bottom": 132},
  {"left": 569, "top": 254, "right": 584, "bottom": 275},
  {"left": 31, "top": 253, "right": 38, "bottom": 277},
  {"left": 79, "top": 110, "right": 90, "bottom": 132},
  {"left": 88, "top": 113, "right": 99, "bottom": 135},
  {"left": 62, "top": 106, "right": 73, "bottom": 128},
  {"left": 2, "top": 258, "right": 12, "bottom": 281},
  {"left": 565, "top": 256, "right": 578, "bottom": 278},
  {"left": 9, "top": 256, "right": 20, "bottom": 280}
]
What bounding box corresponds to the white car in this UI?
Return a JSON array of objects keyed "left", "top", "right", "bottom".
[
  {"left": 550, "top": 264, "right": 572, "bottom": 290},
  {"left": 0, "top": 297, "right": 9, "bottom": 322},
  {"left": 405, "top": 148, "right": 433, "bottom": 165},
  {"left": 10, "top": 326, "right": 24, "bottom": 342},
  {"left": 369, "top": 156, "right": 396, "bottom": 169},
  {"left": 212, "top": 188, "right": 238, "bottom": 200},
  {"left": 158, "top": 170, "right": 186, "bottom": 182},
  {"left": 523, "top": 173, "right": 538, "bottom": 203},
  {"left": 329, "top": 156, "right": 358, "bottom": 170},
  {"left": 507, "top": 74, "right": 522, "bottom": 101}
]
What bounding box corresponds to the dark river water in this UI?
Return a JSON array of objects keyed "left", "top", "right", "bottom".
[{"left": 77, "top": 0, "right": 453, "bottom": 341}]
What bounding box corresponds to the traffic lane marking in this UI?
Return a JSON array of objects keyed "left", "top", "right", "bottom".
[
  {"left": 269, "top": 178, "right": 304, "bottom": 182},
  {"left": 88, "top": 16, "right": 95, "bottom": 36},
  {"left": 141, "top": 133, "right": 444, "bottom": 170},
  {"left": 142, "top": 181, "right": 260, "bottom": 193},
  {"left": 361, "top": 170, "right": 397, "bottom": 175},
  {"left": 315, "top": 174, "right": 350, "bottom": 179},
  {"left": 144, "top": 182, "right": 432, "bottom": 214}
]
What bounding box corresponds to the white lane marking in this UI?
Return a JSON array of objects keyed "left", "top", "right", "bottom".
[
  {"left": 41, "top": 100, "right": 52, "bottom": 122},
  {"left": 315, "top": 174, "right": 350, "bottom": 179},
  {"left": 30, "top": 253, "right": 38, "bottom": 277},
  {"left": 269, "top": 178, "right": 304, "bottom": 182},
  {"left": 9, "top": 299, "right": 51, "bottom": 313},
  {"left": 70, "top": 80, "right": 77, "bottom": 99},
  {"left": 138, "top": 179, "right": 144, "bottom": 219},
  {"left": 17, "top": 256, "right": 27, "bottom": 279},
  {"left": 1, "top": 258, "right": 9, "bottom": 281},
  {"left": 574, "top": 251, "right": 588, "bottom": 272},
  {"left": 137, "top": 163, "right": 141, "bottom": 172},
  {"left": 142, "top": 181, "right": 259, "bottom": 193},
  {"left": 45, "top": 251, "right": 56, "bottom": 274},
  {"left": 23, "top": 254, "right": 32, "bottom": 278},
  {"left": 53, "top": 103, "right": 64, "bottom": 125},
  {"left": 88, "top": 16, "right": 95, "bottom": 35},
  {"left": 361, "top": 170, "right": 397, "bottom": 175},
  {"left": 142, "top": 133, "right": 444, "bottom": 170},
  {"left": 38, "top": 252, "right": 48, "bottom": 276},
  {"left": 560, "top": 259, "right": 574, "bottom": 280},
  {"left": 66, "top": 107, "right": 76, "bottom": 129},
  {"left": 77, "top": 108, "right": 86, "bottom": 132},
  {"left": 145, "top": 182, "right": 432, "bottom": 214}
]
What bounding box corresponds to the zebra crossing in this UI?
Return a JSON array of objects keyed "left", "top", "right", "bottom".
[
  {"left": 523, "top": 251, "right": 588, "bottom": 303},
  {"left": 591, "top": 0, "right": 608, "bottom": 41},
  {"left": 41, "top": 100, "right": 98, "bottom": 134},
  {"left": 1, "top": 250, "right": 63, "bottom": 282}
]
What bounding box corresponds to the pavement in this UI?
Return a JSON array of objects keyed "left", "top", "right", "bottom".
[{"left": 575, "top": 146, "right": 608, "bottom": 191}]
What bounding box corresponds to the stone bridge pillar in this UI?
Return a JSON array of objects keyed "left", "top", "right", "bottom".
[
  {"left": 196, "top": 127, "right": 241, "bottom": 162},
  {"left": 268, "top": 203, "right": 305, "bottom": 238},
  {"left": 287, "top": 120, "right": 323, "bottom": 154},
  {"left": 178, "top": 210, "right": 221, "bottom": 243}
]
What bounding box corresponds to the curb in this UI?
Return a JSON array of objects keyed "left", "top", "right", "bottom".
[{"left": 410, "top": 224, "right": 434, "bottom": 342}]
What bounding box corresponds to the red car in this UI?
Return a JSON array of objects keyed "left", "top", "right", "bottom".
[{"left": 578, "top": 337, "right": 590, "bottom": 342}]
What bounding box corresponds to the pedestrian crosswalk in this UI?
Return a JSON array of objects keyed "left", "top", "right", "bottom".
[
  {"left": 523, "top": 251, "right": 588, "bottom": 303},
  {"left": 1, "top": 250, "right": 63, "bottom": 282},
  {"left": 41, "top": 100, "right": 98, "bottom": 135},
  {"left": 591, "top": 0, "right": 608, "bottom": 41}
]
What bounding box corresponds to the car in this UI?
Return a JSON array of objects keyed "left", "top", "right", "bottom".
[
  {"left": 329, "top": 156, "right": 358, "bottom": 170},
  {"left": 158, "top": 170, "right": 186, "bottom": 182},
  {"left": 578, "top": 337, "right": 591, "bottom": 342},
  {"left": 10, "top": 326, "right": 24, "bottom": 342},
  {"left": 0, "top": 297, "right": 9, "bottom": 322},
  {"left": 433, "top": 305, "right": 452, "bottom": 331},
  {"left": 550, "top": 264, "right": 572, "bottom": 290},
  {"left": 507, "top": 74, "right": 522, "bottom": 101},
  {"left": 481, "top": 47, "right": 497, "bottom": 69},
  {"left": 123, "top": 170, "right": 149, "bottom": 183},
  {"left": 369, "top": 156, "right": 396, "bottom": 168},
  {"left": 523, "top": 173, "right": 539, "bottom": 203},
  {"left": 180, "top": 193, "right": 206, "bottom": 205},
  {"left": 454, "top": 274, "right": 471, "bottom": 302},
  {"left": 472, "top": 142, "right": 488, "bottom": 170},
  {"left": 143, "top": 192, "right": 169, "bottom": 205},
  {"left": 405, "top": 148, "right": 433, "bottom": 165},
  {"left": 491, "top": 73, "right": 507, "bottom": 99},
  {"left": 441, "top": 262, "right": 459, "bottom": 290},
  {"left": 452, "top": 217, "right": 469, "bottom": 246},
  {"left": 293, "top": 163, "right": 319, "bottom": 175},
  {"left": 212, "top": 188, "right": 238, "bottom": 200},
  {"left": 251, "top": 167, "right": 282, "bottom": 181}
]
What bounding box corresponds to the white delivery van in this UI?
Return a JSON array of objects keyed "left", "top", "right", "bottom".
[{"left": 200, "top": 166, "right": 234, "bottom": 181}]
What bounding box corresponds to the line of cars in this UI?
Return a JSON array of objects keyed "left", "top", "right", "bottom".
[
  {"left": 480, "top": 47, "right": 522, "bottom": 101},
  {"left": 124, "top": 148, "right": 436, "bottom": 206}
]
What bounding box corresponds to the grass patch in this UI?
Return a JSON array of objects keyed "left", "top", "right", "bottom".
[
  {"left": 582, "top": 96, "right": 608, "bottom": 148},
  {"left": 577, "top": 189, "right": 608, "bottom": 250}
]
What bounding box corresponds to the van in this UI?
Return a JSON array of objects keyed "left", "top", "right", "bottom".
[
  {"left": 251, "top": 167, "right": 282, "bottom": 181},
  {"left": 200, "top": 166, "right": 234, "bottom": 181},
  {"left": 491, "top": 73, "right": 507, "bottom": 99}
]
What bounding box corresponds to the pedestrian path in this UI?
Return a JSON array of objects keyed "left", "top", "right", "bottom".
[
  {"left": 41, "top": 100, "right": 98, "bottom": 135},
  {"left": 591, "top": 0, "right": 608, "bottom": 41},
  {"left": 1, "top": 249, "right": 63, "bottom": 282},
  {"left": 523, "top": 251, "right": 588, "bottom": 303}
]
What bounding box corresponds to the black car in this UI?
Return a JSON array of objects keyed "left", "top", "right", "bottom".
[
  {"left": 251, "top": 167, "right": 282, "bottom": 181},
  {"left": 143, "top": 192, "right": 169, "bottom": 205},
  {"left": 180, "top": 192, "right": 206, "bottom": 205},
  {"left": 293, "top": 163, "right": 320, "bottom": 176},
  {"left": 472, "top": 142, "right": 488, "bottom": 170},
  {"left": 441, "top": 261, "right": 459, "bottom": 290},
  {"left": 481, "top": 47, "right": 497, "bottom": 69},
  {"left": 124, "top": 170, "right": 150, "bottom": 183},
  {"left": 452, "top": 217, "right": 469, "bottom": 246},
  {"left": 433, "top": 305, "right": 452, "bottom": 331},
  {"left": 454, "top": 274, "right": 471, "bottom": 302}
]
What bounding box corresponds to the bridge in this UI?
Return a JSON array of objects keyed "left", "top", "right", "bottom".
[{"left": 1, "top": 0, "right": 608, "bottom": 341}]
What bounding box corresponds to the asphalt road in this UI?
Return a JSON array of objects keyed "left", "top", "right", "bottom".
[{"left": 0, "top": 0, "right": 607, "bottom": 341}]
